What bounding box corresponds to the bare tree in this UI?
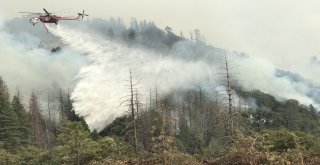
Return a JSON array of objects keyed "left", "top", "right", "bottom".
[
  {"left": 59, "top": 88, "right": 66, "bottom": 123},
  {"left": 194, "top": 29, "right": 201, "bottom": 42},
  {"left": 224, "top": 52, "right": 234, "bottom": 137},
  {"left": 121, "top": 69, "right": 143, "bottom": 152},
  {"left": 46, "top": 94, "right": 52, "bottom": 162},
  {"left": 29, "top": 92, "right": 46, "bottom": 148},
  {"left": 128, "top": 69, "right": 138, "bottom": 152}
]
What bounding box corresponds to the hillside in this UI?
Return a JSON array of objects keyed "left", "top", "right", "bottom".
[{"left": 1, "top": 17, "right": 320, "bottom": 164}]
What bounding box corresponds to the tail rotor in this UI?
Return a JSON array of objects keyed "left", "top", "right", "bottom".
[{"left": 78, "top": 10, "right": 89, "bottom": 19}]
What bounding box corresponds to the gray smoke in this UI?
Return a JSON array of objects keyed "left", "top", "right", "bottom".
[
  {"left": 49, "top": 24, "right": 219, "bottom": 130},
  {"left": 275, "top": 69, "right": 320, "bottom": 104},
  {"left": 0, "top": 17, "right": 85, "bottom": 110},
  {"left": 1, "top": 17, "right": 320, "bottom": 131}
]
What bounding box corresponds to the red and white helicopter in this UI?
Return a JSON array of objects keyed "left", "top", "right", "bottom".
[{"left": 20, "top": 8, "right": 88, "bottom": 31}]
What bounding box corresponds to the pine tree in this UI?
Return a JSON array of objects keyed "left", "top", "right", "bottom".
[
  {"left": 12, "top": 95, "right": 30, "bottom": 146},
  {"left": 61, "top": 90, "right": 89, "bottom": 131},
  {"left": 65, "top": 91, "right": 81, "bottom": 122},
  {"left": 58, "top": 121, "right": 99, "bottom": 165},
  {"left": 0, "top": 77, "right": 21, "bottom": 151}
]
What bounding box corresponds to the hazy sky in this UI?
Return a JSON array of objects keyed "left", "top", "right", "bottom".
[{"left": 1, "top": 0, "right": 320, "bottom": 66}]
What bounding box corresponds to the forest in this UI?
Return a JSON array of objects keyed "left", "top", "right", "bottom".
[
  {"left": 1, "top": 18, "right": 320, "bottom": 165},
  {"left": 1, "top": 71, "right": 320, "bottom": 165}
]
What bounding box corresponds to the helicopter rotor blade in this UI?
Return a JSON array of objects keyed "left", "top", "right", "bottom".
[
  {"left": 19, "top": 12, "right": 43, "bottom": 15},
  {"left": 43, "top": 8, "right": 52, "bottom": 16},
  {"left": 78, "top": 10, "right": 89, "bottom": 19}
]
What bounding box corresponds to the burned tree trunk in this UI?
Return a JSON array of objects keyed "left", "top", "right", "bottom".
[
  {"left": 224, "top": 51, "right": 234, "bottom": 137},
  {"left": 129, "top": 69, "right": 138, "bottom": 152}
]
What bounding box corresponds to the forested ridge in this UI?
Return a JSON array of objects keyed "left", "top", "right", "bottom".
[
  {"left": 1, "top": 74, "right": 320, "bottom": 165},
  {"left": 1, "top": 18, "right": 320, "bottom": 165}
]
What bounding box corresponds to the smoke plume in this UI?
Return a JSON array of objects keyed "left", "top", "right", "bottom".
[
  {"left": 0, "top": 17, "right": 85, "bottom": 111},
  {"left": 49, "top": 25, "right": 219, "bottom": 130},
  {"left": 1, "top": 17, "right": 320, "bottom": 131}
]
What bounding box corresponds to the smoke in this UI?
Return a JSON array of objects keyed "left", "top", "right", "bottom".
[
  {"left": 0, "top": 18, "right": 85, "bottom": 109},
  {"left": 231, "top": 54, "right": 320, "bottom": 107},
  {"left": 49, "top": 25, "right": 219, "bottom": 130},
  {"left": 47, "top": 19, "right": 320, "bottom": 131},
  {"left": 274, "top": 69, "right": 320, "bottom": 104},
  {"left": 2, "top": 17, "right": 320, "bottom": 131}
]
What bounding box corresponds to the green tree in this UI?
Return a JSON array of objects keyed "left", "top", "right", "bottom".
[
  {"left": 90, "top": 129, "right": 101, "bottom": 141},
  {"left": 18, "top": 146, "right": 48, "bottom": 165},
  {"left": 0, "top": 149, "right": 21, "bottom": 165},
  {"left": 0, "top": 77, "right": 21, "bottom": 151},
  {"left": 97, "top": 137, "right": 133, "bottom": 160},
  {"left": 59, "top": 90, "right": 89, "bottom": 131},
  {"left": 177, "top": 122, "right": 203, "bottom": 154},
  {"left": 57, "top": 121, "right": 99, "bottom": 165},
  {"left": 100, "top": 116, "right": 128, "bottom": 137},
  {"left": 259, "top": 129, "right": 316, "bottom": 153},
  {"left": 64, "top": 91, "right": 81, "bottom": 122},
  {"left": 249, "top": 107, "right": 274, "bottom": 130},
  {"left": 12, "top": 95, "right": 30, "bottom": 146}
]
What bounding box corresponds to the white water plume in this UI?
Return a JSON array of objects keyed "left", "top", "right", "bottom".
[
  {"left": 49, "top": 23, "right": 320, "bottom": 131},
  {"left": 49, "top": 25, "right": 218, "bottom": 131},
  {"left": 2, "top": 17, "right": 320, "bottom": 132}
]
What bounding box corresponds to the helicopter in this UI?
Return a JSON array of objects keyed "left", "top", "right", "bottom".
[{"left": 20, "top": 8, "right": 88, "bottom": 31}]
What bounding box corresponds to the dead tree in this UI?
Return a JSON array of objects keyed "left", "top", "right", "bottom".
[
  {"left": 135, "top": 88, "right": 144, "bottom": 117},
  {"left": 29, "top": 92, "right": 46, "bottom": 149},
  {"left": 129, "top": 69, "right": 138, "bottom": 152},
  {"left": 59, "top": 89, "right": 66, "bottom": 123},
  {"left": 46, "top": 95, "right": 52, "bottom": 161},
  {"left": 215, "top": 50, "right": 237, "bottom": 139},
  {"left": 160, "top": 104, "right": 166, "bottom": 165},
  {"left": 224, "top": 52, "right": 234, "bottom": 137},
  {"left": 155, "top": 83, "right": 159, "bottom": 110}
]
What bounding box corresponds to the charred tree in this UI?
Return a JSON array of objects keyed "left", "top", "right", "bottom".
[
  {"left": 29, "top": 92, "right": 46, "bottom": 149},
  {"left": 225, "top": 53, "right": 233, "bottom": 136},
  {"left": 129, "top": 69, "right": 138, "bottom": 152}
]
